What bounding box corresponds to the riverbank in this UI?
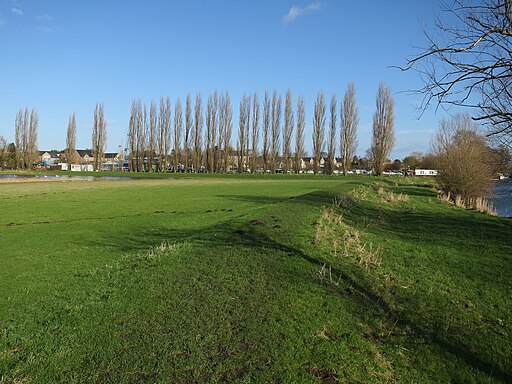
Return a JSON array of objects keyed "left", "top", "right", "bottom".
[{"left": 490, "top": 178, "right": 512, "bottom": 217}]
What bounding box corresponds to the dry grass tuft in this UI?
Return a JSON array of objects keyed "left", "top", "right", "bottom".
[
  {"left": 377, "top": 186, "right": 410, "bottom": 203},
  {"left": 316, "top": 207, "right": 382, "bottom": 269},
  {"left": 333, "top": 193, "right": 354, "bottom": 209},
  {"left": 438, "top": 192, "right": 496, "bottom": 216}
]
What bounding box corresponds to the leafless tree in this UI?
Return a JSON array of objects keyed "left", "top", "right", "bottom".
[
  {"left": 205, "top": 91, "right": 219, "bottom": 173},
  {"left": 173, "top": 98, "right": 183, "bottom": 172},
  {"left": 14, "top": 107, "right": 38, "bottom": 170},
  {"left": 66, "top": 112, "right": 78, "bottom": 166},
  {"left": 153, "top": 99, "right": 161, "bottom": 172},
  {"left": 136, "top": 102, "right": 147, "bottom": 172},
  {"left": 131, "top": 100, "right": 143, "bottom": 172},
  {"left": 15, "top": 108, "right": 27, "bottom": 170},
  {"left": 28, "top": 109, "right": 38, "bottom": 169},
  {"left": 400, "top": 0, "right": 512, "bottom": 148},
  {"left": 158, "top": 97, "right": 171, "bottom": 172},
  {"left": 283, "top": 89, "right": 294, "bottom": 173},
  {"left": 312, "top": 92, "right": 326, "bottom": 174},
  {"left": 220, "top": 92, "right": 233, "bottom": 172},
  {"left": 404, "top": 151, "right": 426, "bottom": 169},
  {"left": 371, "top": 83, "right": 395, "bottom": 176},
  {"left": 193, "top": 93, "right": 203, "bottom": 172},
  {"left": 433, "top": 113, "right": 494, "bottom": 199},
  {"left": 294, "top": 94, "right": 305, "bottom": 173},
  {"left": 0, "top": 136, "right": 9, "bottom": 168},
  {"left": 15, "top": 109, "right": 23, "bottom": 169},
  {"left": 238, "top": 94, "right": 251, "bottom": 172},
  {"left": 128, "top": 101, "right": 137, "bottom": 172},
  {"left": 271, "top": 90, "right": 282, "bottom": 173},
  {"left": 148, "top": 102, "right": 157, "bottom": 172},
  {"left": 488, "top": 144, "right": 512, "bottom": 174},
  {"left": 211, "top": 91, "right": 219, "bottom": 173},
  {"left": 340, "top": 82, "right": 359, "bottom": 175},
  {"left": 245, "top": 95, "right": 251, "bottom": 172},
  {"left": 26, "top": 108, "right": 39, "bottom": 168},
  {"left": 206, "top": 94, "right": 214, "bottom": 172},
  {"left": 0, "top": 136, "right": 7, "bottom": 162},
  {"left": 262, "top": 90, "right": 271, "bottom": 172},
  {"left": 326, "top": 94, "right": 337, "bottom": 174},
  {"left": 250, "top": 92, "right": 260, "bottom": 173},
  {"left": 217, "top": 93, "right": 226, "bottom": 172},
  {"left": 184, "top": 94, "right": 193, "bottom": 173},
  {"left": 21, "top": 109, "right": 29, "bottom": 169},
  {"left": 92, "top": 102, "right": 107, "bottom": 171}
]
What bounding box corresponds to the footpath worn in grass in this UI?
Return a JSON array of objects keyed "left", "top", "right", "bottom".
[{"left": 0, "top": 176, "right": 510, "bottom": 383}]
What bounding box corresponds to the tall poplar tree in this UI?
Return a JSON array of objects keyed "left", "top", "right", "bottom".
[{"left": 92, "top": 102, "right": 107, "bottom": 171}]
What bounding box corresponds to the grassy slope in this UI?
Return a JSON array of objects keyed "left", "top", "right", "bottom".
[{"left": 0, "top": 176, "right": 510, "bottom": 383}]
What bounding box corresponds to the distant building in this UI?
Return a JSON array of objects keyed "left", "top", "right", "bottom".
[
  {"left": 76, "top": 150, "right": 94, "bottom": 164},
  {"left": 415, "top": 169, "right": 438, "bottom": 177},
  {"left": 39, "top": 151, "right": 61, "bottom": 165}
]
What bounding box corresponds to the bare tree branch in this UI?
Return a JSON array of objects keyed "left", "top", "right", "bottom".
[{"left": 399, "top": 0, "right": 512, "bottom": 148}]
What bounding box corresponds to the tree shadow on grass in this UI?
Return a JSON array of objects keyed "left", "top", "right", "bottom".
[
  {"left": 215, "top": 179, "right": 371, "bottom": 207},
  {"left": 215, "top": 189, "right": 335, "bottom": 208},
  {"left": 343, "top": 197, "right": 512, "bottom": 283},
  {"left": 96, "top": 215, "right": 512, "bottom": 382},
  {"left": 393, "top": 185, "right": 438, "bottom": 198},
  {"left": 86, "top": 185, "right": 512, "bottom": 382}
]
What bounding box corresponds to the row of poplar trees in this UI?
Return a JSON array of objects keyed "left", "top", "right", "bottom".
[
  {"left": 126, "top": 82, "right": 394, "bottom": 175},
  {"left": 13, "top": 83, "right": 394, "bottom": 175},
  {"left": 125, "top": 82, "right": 381, "bottom": 175}
]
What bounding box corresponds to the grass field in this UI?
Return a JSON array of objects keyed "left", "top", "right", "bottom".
[{"left": 0, "top": 174, "right": 511, "bottom": 383}]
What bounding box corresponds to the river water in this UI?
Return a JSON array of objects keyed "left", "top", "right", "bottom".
[
  {"left": 490, "top": 178, "right": 512, "bottom": 217},
  {"left": 0, "top": 174, "right": 135, "bottom": 181}
]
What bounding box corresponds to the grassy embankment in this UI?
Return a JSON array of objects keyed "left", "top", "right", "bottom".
[{"left": 0, "top": 175, "right": 510, "bottom": 383}]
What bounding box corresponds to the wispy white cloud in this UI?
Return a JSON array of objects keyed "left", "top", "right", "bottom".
[
  {"left": 283, "top": 2, "right": 322, "bottom": 24},
  {"left": 36, "top": 14, "right": 52, "bottom": 21},
  {"left": 11, "top": 7, "right": 23, "bottom": 16},
  {"left": 37, "top": 26, "right": 63, "bottom": 33},
  {"left": 37, "top": 26, "right": 52, "bottom": 33}
]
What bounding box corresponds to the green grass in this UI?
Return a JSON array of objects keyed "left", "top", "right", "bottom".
[{"left": 0, "top": 175, "right": 510, "bottom": 383}]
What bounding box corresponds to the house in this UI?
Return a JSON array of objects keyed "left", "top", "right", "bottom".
[
  {"left": 104, "top": 152, "right": 121, "bottom": 163},
  {"left": 103, "top": 152, "right": 122, "bottom": 170},
  {"left": 300, "top": 156, "right": 329, "bottom": 172},
  {"left": 76, "top": 149, "right": 94, "bottom": 164},
  {"left": 39, "top": 151, "right": 61, "bottom": 165}
]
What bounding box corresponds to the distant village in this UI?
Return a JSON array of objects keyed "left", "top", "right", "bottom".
[{"left": 35, "top": 148, "right": 436, "bottom": 176}]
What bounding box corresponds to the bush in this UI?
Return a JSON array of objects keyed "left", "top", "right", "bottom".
[{"left": 432, "top": 114, "right": 494, "bottom": 200}]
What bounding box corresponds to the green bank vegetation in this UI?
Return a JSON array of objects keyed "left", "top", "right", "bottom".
[{"left": 0, "top": 176, "right": 510, "bottom": 383}]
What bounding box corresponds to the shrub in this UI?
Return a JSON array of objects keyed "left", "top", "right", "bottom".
[{"left": 432, "top": 114, "right": 494, "bottom": 200}]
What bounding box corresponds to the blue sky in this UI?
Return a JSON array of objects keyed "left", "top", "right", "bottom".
[{"left": 0, "top": 0, "right": 448, "bottom": 159}]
